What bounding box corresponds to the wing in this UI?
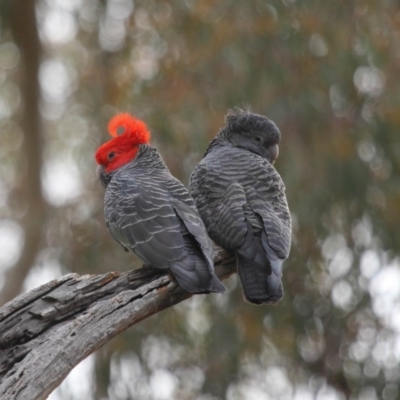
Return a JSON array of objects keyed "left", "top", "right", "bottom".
[
  {"left": 104, "top": 173, "right": 186, "bottom": 269},
  {"left": 190, "top": 148, "right": 291, "bottom": 260},
  {"left": 244, "top": 161, "right": 291, "bottom": 260},
  {"left": 190, "top": 161, "right": 248, "bottom": 251},
  {"left": 171, "top": 197, "right": 225, "bottom": 293},
  {"left": 171, "top": 198, "right": 213, "bottom": 266}
]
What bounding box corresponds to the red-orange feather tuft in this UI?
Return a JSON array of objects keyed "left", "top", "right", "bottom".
[{"left": 107, "top": 113, "right": 151, "bottom": 143}]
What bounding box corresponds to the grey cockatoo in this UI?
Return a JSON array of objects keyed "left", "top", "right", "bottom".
[
  {"left": 190, "top": 110, "right": 291, "bottom": 304},
  {"left": 95, "top": 113, "right": 225, "bottom": 294}
]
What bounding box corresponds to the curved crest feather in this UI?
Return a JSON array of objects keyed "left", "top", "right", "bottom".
[{"left": 108, "top": 113, "right": 151, "bottom": 143}]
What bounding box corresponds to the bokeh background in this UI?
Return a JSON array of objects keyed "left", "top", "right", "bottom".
[{"left": 1, "top": 0, "right": 400, "bottom": 399}]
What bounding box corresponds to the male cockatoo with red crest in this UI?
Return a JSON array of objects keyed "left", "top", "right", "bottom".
[{"left": 95, "top": 113, "right": 225, "bottom": 294}]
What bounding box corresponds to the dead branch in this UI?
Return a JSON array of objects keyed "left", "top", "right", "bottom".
[{"left": 0, "top": 249, "right": 235, "bottom": 400}]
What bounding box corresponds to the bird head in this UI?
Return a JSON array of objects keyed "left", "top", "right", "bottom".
[
  {"left": 224, "top": 109, "right": 281, "bottom": 164},
  {"left": 95, "top": 113, "right": 151, "bottom": 185}
]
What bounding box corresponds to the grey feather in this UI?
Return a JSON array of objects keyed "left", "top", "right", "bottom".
[
  {"left": 102, "top": 145, "right": 225, "bottom": 294},
  {"left": 190, "top": 110, "right": 291, "bottom": 304}
]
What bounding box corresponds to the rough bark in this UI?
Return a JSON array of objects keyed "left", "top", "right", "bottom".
[{"left": 0, "top": 249, "right": 235, "bottom": 400}]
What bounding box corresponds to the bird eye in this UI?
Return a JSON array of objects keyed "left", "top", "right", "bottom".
[
  {"left": 255, "top": 136, "right": 262, "bottom": 142},
  {"left": 108, "top": 151, "right": 115, "bottom": 160}
]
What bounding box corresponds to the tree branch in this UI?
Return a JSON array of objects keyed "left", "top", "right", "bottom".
[{"left": 0, "top": 249, "right": 235, "bottom": 400}]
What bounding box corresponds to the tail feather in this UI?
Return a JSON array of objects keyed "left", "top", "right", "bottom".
[
  {"left": 209, "top": 274, "right": 226, "bottom": 293},
  {"left": 169, "top": 261, "right": 225, "bottom": 294},
  {"left": 236, "top": 254, "right": 283, "bottom": 305}
]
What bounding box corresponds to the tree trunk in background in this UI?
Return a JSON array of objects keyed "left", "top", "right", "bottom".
[
  {"left": 0, "top": 250, "right": 235, "bottom": 400},
  {"left": 1, "top": 0, "right": 46, "bottom": 305},
  {"left": 94, "top": 348, "right": 112, "bottom": 400}
]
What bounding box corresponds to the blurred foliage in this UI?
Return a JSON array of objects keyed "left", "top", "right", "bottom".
[{"left": 1, "top": 0, "right": 400, "bottom": 399}]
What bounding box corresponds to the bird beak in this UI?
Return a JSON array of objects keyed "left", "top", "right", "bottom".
[
  {"left": 96, "top": 164, "right": 105, "bottom": 177},
  {"left": 269, "top": 144, "right": 279, "bottom": 164}
]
